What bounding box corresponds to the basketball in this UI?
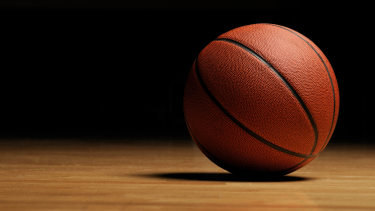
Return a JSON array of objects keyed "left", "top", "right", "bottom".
[{"left": 183, "top": 23, "right": 339, "bottom": 176}]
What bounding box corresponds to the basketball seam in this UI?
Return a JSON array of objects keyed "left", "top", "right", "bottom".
[
  {"left": 194, "top": 58, "right": 318, "bottom": 158},
  {"left": 184, "top": 108, "right": 308, "bottom": 175},
  {"left": 215, "top": 38, "right": 319, "bottom": 155},
  {"left": 278, "top": 157, "right": 308, "bottom": 174},
  {"left": 184, "top": 111, "right": 242, "bottom": 174},
  {"left": 264, "top": 23, "right": 337, "bottom": 152}
]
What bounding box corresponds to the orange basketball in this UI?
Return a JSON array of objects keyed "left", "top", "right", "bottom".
[{"left": 183, "top": 23, "right": 339, "bottom": 176}]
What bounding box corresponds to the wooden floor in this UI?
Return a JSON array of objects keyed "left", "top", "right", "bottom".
[{"left": 0, "top": 139, "right": 374, "bottom": 211}]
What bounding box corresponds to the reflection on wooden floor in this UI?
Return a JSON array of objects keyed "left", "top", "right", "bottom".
[{"left": 0, "top": 139, "right": 374, "bottom": 210}]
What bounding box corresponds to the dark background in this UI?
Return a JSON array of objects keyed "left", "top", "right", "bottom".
[{"left": 0, "top": 1, "right": 371, "bottom": 143}]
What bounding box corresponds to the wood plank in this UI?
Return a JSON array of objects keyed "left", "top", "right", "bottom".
[{"left": 0, "top": 140, "right": 374, "bottom": 210}]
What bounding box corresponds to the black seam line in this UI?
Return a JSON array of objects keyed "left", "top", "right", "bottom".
[
  {"left": 194, "top": 59, "right": 318, "bottom": 159},
  {"left": 187, "top": 111, "right": 312, "bottom": 174},
  {"left": 214, "top": 38, "right": 319, "bottom": 155},
  {"left": 264, "top": 23, "right": 336, "bottom": 152},
  {"left": 278, "top": 158, "right": 308, "bottom": 174},
  {"left": 186, "top": 86, "right": 313, "bottom": 174},
  {"left": 184, "top": 114, "right": 239, "bottom": 174}
]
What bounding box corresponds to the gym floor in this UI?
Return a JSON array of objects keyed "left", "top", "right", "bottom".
[{"left": 1, "top": 139, "right": 374, "bottom": 210}]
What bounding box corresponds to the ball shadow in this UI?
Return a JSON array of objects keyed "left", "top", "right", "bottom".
[{"left": 142, "top": 172, "right": 314, "bottom": 182}]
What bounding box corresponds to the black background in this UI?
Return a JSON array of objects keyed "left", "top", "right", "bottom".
[{"left": 0, "top": 1, "right": 372, "bottom": 143}]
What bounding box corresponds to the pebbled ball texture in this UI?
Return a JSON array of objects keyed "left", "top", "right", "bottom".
[{"left": 183, "top": 23, "right": 339, "bottom": 176}]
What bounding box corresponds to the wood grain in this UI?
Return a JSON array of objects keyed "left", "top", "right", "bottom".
[{"left": 0, "top": 139, "right": 374, "bottom": 211}]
